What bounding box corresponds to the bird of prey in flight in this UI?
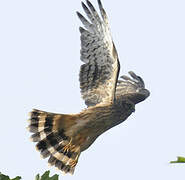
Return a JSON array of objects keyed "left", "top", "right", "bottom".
[{"left": 28, "top": 0, "right": 150, "bottom": 174}]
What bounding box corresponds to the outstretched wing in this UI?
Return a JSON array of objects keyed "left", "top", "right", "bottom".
[
  {"left": 116, "top": 71, "right": 150, "bottom": 104},
  {"left": 77, "top": 0, "right": 120, "bottom": 107}
]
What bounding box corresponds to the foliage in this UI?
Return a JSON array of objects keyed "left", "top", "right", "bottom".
[
  {"left": 0, "top": 172, "right": 21, "bottom": 180},
  {"left": 0, "top": 171, "right": 58, "bottom": 180},
  {"left": 170, "top": 156, "right": 185, "bottom": 163},
  {"left": 35, "top": 171, "right": 58, "bottom": 180}
]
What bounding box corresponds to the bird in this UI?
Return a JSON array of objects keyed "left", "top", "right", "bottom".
[{"left": 27, "top": 0, "right": 150, "bottom": 174}]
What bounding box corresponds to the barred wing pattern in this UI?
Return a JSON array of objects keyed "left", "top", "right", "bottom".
[{"left": 77, "top": 0, "right": 120, "bottom": 107}]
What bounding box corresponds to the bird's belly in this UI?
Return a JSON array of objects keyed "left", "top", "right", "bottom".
[
  {"left": 75, "top": 104, "right": 134, "bottom": 151},
  {"left": 91, "top": 113, "right": 128, "bottom": 135},
  {"left": 79, "top": 112, "right": 130, "bottom": 151}
]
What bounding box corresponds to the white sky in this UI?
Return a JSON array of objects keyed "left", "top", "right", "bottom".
[{"left": 0, "top": 0, "right": 185, "bottom": 179}]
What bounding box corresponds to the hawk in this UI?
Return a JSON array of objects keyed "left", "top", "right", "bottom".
[{"left": 28, "top": 0, "right": 150, "bottom": 174}]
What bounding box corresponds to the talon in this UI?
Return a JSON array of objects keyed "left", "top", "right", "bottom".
[
  {"left": 70, "top": 154, "right": 79, "bottom": 168},
  {"left": 70, "top": 160, "right": 77, "bottom": 168},
  {"left": 62, "top": 138, "right": 72, "bottom": 153}
]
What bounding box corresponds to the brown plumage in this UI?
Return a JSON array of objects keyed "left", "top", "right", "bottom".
[{"left": 27, "top": 0, "right": 150, "bottom": 174}]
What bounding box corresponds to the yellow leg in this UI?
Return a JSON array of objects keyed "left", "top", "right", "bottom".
[{"left": 62, "top": 138, "right": 73, "bottom": 153}]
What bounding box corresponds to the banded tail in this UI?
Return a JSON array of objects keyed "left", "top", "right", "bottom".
[{"left": 27, "top": 109, "right": 81, "bottom": 174}]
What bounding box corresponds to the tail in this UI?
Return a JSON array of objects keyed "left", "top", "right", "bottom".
[{"left": 27, "top": 109, "right": 81, "bottom": 174}]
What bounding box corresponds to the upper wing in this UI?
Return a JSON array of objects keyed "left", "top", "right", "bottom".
[
  {"left": 116, "top": 71, "right": 150, "bottom": 104},
  {"left": 77, "top": 0, "right": 120, "bottom": 107}
]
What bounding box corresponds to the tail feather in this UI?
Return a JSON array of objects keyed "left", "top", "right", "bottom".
[
  {"left": 27, "top": 109, "right": 81, "bottom": 174},
  {"left": 30, "top": 129, "right": 51, "bottom": 142}
]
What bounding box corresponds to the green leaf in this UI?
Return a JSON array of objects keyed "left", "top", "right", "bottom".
[
  {"left": 170, "top": 156, "right": 185, "bottom": 163},
  {"left": 0, "top": 172, "right": 21, "bottom": 180},
  {"left": 35, "top": 171, "right": 59, "bottom": 180},
  {"left": 41, "top": 171, "right": 50, "bottom": 180},
  {"left": 11, "top": 177, "right": 21, "bottom": 180},
  {"left": 35, "top": 174, "right": 40, "bottom": 180}
]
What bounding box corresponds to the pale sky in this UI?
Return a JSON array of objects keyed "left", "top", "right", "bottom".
[{"left": 1, "top": 0, "right": 185, "bottom": 179}]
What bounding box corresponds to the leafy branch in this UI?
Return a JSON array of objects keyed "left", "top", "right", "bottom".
[
  {"left": 170, "top": 156, "right": 185, "bottom": 163},
  {"left": 0, "top": 171, "right": 58, "bottom": 180}
]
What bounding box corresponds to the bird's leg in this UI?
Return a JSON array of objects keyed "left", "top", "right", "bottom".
[{"left": 62, "top": 138, "right": 73, "bottom": 153}]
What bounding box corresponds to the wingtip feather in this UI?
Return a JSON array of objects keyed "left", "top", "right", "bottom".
[
  {"left": 76, "top": 11, "right": 87, "bottom": 22},
  {"left": 97, "top": 0, "right": 108, "bottom": 22},
  {"left": 97, "top": 0, "right": 103, "bottom": 8},
  {"left": 76, "top": 11, "right": 82, "bottom": 18},
  {"left": 86, "top": 0, "right": 93, "bottom": 8},
  {"left": 81, "top": 1, "right": 88, "bottom": 11}
]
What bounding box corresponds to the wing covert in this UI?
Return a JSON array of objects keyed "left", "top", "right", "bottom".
[{"left": 77, "top": 0, "right": 120, "bottom": 107}]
